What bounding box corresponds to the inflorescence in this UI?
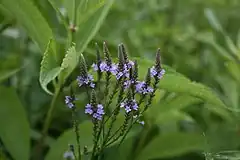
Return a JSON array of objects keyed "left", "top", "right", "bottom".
[{"left": 64, "top": 42, "right": 165, "bottom": 160}]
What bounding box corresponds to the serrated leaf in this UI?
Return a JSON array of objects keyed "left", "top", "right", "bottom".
[
  {"left": 76, "top": 0, "right": 115, "bottom": 52},
  {"left": 137, "top": 132, "right": 205, "bottom": 159},
  {"left": 45, "top": 121, "right": 93, "bottom": 160},
  {"left": 60, "top": 45, "right": 79, "bottom": 83},
  {"left": 39, "top": 40, "right": 62, "bottom": 95},
  {"left": 1, "top": 0, "right": 55, "bottom": 52},
  {"left": 0, "top": 86, "right": 30, "bottom": 160}
]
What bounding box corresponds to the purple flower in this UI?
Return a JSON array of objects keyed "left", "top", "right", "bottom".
[
  {"left": 116, "top": 72, "right": 124, "bottom": 80},
  {"left": 127, "top": 60, "right": 134, "bottom": 69},
  {"left": 85, "top": 103, "right": 104, "bottom": 120},
  {"left": 120, "top": 99, "right": 138, "bottom": 113},
  {"left": 124, "top": 80, "right": 131, "bottom": 89},
  {"left": 65, "top": 96, "right": 75, "bottom": 109},
  {"left": 99, "top": 62, "right": 109, "bottom": 72},
  {"left": 92, "top": 63, "right": 98, "bottom": 71},
  {"left": 135, "top": 81, "right": 153, "bottom": 94},
  {"left": 110, "top": 64, "right": 118, "bottom": 75},
  {"left": 77, "top": 74, "right": 95, "bottom": 88},
  {"left": 85, "top": 104, "right": 93, "bottom": 115},
  {"left": 150, "top": 66, "right": 165, "bottom": 79}
]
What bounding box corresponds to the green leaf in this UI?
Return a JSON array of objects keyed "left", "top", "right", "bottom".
[
  {"left": 204, "top": 8, "right": 224, "bottom": 33},
  {"left": 1, "top": 0, "right": 55, "bottom": 52},
  {"left": 138, "top": 132, "right": 205, "bottom": 159},
  {"left": 75, "top": 0, "right": 115, "bottom": 52},
  {"left": 39, "top": 40, "right": 62, "bottom": 95},
  {"left": 160, "top": 74, "right": 228, "bottom": 109},
  {"left": 0, "top": 86, "right": 30, "bottom": 160},
  {"left": 59, "top": 44, "right": 79, "bottom": 83},
  {"left": 224, "top": 61, "right": 240, "bottom": 82},
  {"left": 45, "top": 121, "right": 93, "bottom": 160},
  {"left": 134, "top": 58, "right": 228, "bottom": 111},
  {"left": 146, "top": 95, "right": 201, "bottom": 124}
]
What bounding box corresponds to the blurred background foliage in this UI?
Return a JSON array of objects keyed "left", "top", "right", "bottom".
[{"left": 0, "top": 0, "right": 240, "bottom": 160}]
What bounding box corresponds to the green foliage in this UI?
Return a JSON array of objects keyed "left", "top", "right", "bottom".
[
  {"left": 0, "top": 0, "right": 55, "bottom": 52},
  {"left": 1, "top": 0, "right": 240, "bottom": 159},
  {"left": 75, "top": 0, "right": 115, "bottom": 52},
  {"left": 39, "top": 39, "right": 61, "bottom": 95},
  {"left": 138, "top": 132, "right": 206, "bottom": 160},
  {"left": 0, "top": 86, "right": 30, "bottom": 160},
  {"left": 45, "top": 121, "right": 93, "bottom": 160}
]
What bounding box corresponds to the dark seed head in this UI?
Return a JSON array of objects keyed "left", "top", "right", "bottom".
[
  {"left": 79, "top": 54, "right": 88, "bottom": 77},
  {"left": 103, "top": 42, "right": 112, "bottom": 66}
]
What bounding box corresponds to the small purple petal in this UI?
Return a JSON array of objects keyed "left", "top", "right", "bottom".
[
  {"left": 150, "top": 67, "right": 158, "bottom": 77},
  {"left": 85, "top": 108, "right": 93, "bottom": 115},
  {"left": 92, "top": 63, "right": 98, "bottom": 71}
]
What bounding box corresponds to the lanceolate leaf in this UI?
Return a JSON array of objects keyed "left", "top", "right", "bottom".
[
  {"left": 39, "top": 40, "right": 62, "bottom": 95},
  {"left": 45, "top": 121, "right": 93, "bottom": 160},
  {"left": 1, "top": 0, "right": 55, "bottom": 53},
  {"left": 0, "top": 86, "right": 30, "bottom": 160},
  {"left": 138, "top": 132, "right": 205, "bottom": 160},
  {"left": 76, "top": 0, "right": 115, "bottom": 52}
]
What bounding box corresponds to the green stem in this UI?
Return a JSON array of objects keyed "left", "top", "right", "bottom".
[
  {"left": 42, "top": 86, "right": 61, "bottom": 137},
  {"left": 72, "top": 108, "right": 81, "bottom": 160}
]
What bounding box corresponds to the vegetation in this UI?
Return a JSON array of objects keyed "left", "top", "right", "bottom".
[{"left": 0, "top": 0, "right": 240, "bottom": 159}]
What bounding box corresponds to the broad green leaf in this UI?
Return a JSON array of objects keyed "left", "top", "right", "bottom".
[
  {"left": 156, "top": 110, "right": 195, "bottom": 125},
  {"left": 204, "top": 8, "right": 224, "bottom": 33},
  {"left": 39, "top": 40, "right": 62, "bottom": 95},
  {"left": 134, "top": 58, "right": 228, "bottom": 112},
  {"left": 0, "top": 86, "right": 30, "bottom": 160},
  {"left": 45, "top": 121, "right": 93, "bottom": 160},
  {"left": 138, "top": 132, "right": 205, "bottom": 160},
  {"left": 59, "top": 44, "right": 79, "bottom": 83},
  {"left": 146, "top": 95, "right": 200, "bottom": 124},
  {"left": 158, "top": 95, "right": 202, "bottom": 113},
  {"left": 76, "top": 0, "right": 115, "bottom": 52},
  {"left": 159, "top": 74, "right": 228, "bottom": 109},
  {"left": 1, "top": 0, "right": 55, "bottom": 52}
]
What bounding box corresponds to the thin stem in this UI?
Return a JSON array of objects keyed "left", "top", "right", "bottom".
[{"left": 72, "top": 109, "right": 81, "bottom": 160}]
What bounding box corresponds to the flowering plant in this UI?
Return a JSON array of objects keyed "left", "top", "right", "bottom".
[{"left": 64, "top": 42, "right": 165, "bottom": 160}]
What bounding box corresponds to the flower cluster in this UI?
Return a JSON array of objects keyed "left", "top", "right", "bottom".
[
  {"left": 65, "top": 96, "right": 75, "bottom": 109},
  {"left": 92, "top": 60, "right": 134, "bottom": 80},
  {"left": 85, "top": 104, "right": 105, "bottom": 120},
  {"left": 92, "top": 62, "right": 118, "bottom": 75},
  {"left": 135, "top": 81, "right": 153, "bottom": 94},
  {"left": 77, "top": 74, "right": 95, "bottom": 88},
  {"left": 150, "top": 66, "right": 165, "bottom": 79},
  {"left": 120, "top": 99, "right": 138, "bottom": 113},
  {"left": 116, "top": 61, "right": 134, "bottom": 80}
]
